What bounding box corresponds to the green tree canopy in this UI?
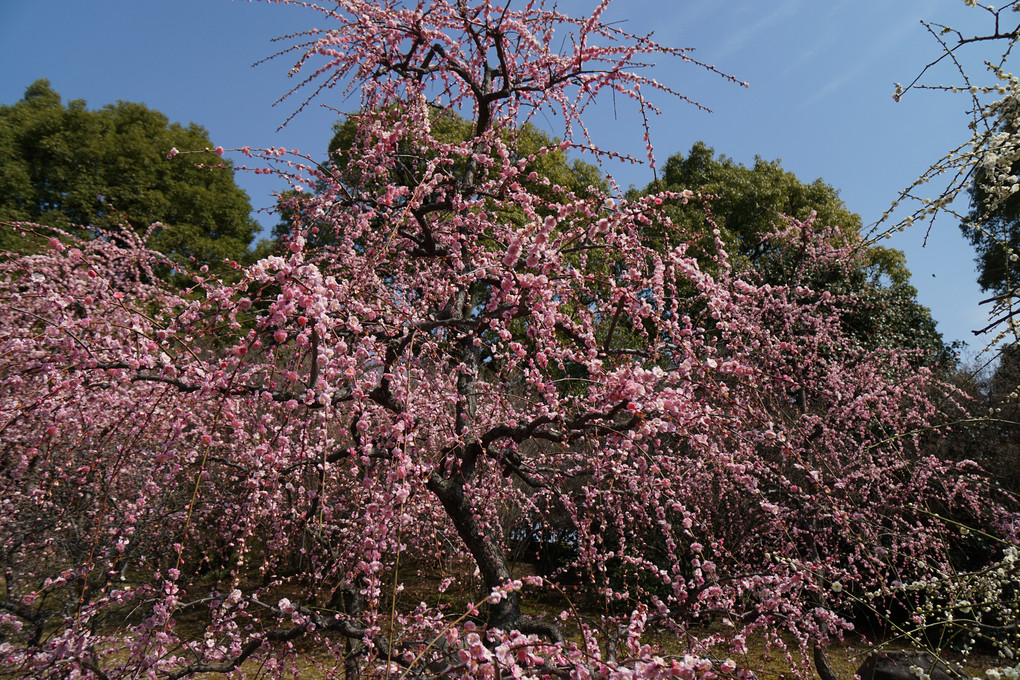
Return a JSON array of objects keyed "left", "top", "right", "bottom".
[
  {"left": 639, "top": 142, "right": 908, "bottom": 282},
  {"left": 640, "top": 142, "right": 954, "bottom": 368},
  {"left": 0, "top": 79, "right": 258, "bottom": 268}
]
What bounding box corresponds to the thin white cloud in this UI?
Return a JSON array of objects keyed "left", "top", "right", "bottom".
[
  {"left": 804, "top": 11, "right": 920, "bottom": 105},
  {"left": 781, "top": 0, "right": 856, "bottom": 77},
  {"left": 711, "top": 0, "right": 806, "bottom": 63}
]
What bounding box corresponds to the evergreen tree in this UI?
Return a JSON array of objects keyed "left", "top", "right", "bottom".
[{"left": 0, "top": 79, "right": 258, "bottom": 269}]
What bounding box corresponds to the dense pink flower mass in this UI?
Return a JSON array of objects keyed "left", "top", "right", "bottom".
[{"left": 0, "top": 1, "right": 1011, "bottom": 678}]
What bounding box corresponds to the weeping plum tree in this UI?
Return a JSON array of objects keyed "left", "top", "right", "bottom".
[
  {"left": 0, "top": 1, "right": 1012, "bottom": 678},
  {"left": 861, "top": 1, "right": 1020, "bottom": 665}
]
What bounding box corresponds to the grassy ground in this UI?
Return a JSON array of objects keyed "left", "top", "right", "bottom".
[
  {"left": 28, "top": 560, "right": 1001, "bottom": 680},
  {"left": 169, "top": 634, "right": 996, "bottom": 680}
]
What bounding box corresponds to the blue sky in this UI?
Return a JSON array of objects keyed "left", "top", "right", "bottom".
[{"left": 0, "top": 0, "right": 1000, "bottom": 353}]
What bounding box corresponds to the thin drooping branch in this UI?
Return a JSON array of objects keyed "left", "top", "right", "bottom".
[{"left": 164, "top": 622, "right": 309, "bottom": 680}]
